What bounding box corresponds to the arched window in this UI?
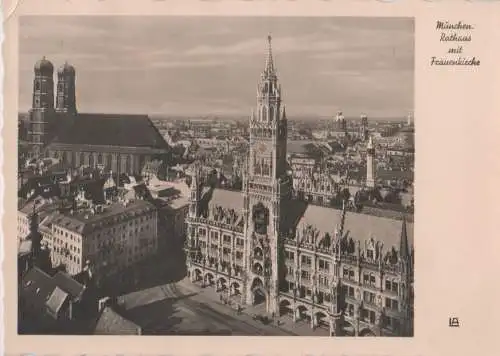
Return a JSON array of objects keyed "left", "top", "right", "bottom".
[
  {"left": 97, "top": 153, "right": 103, "bottom": 165},
  {"left": 89, "top": 153, "right": 94, "bottom": 167},
  {"left": 79, "top": 152, "right": 85, "bottom": 165},
  {"left": 252, "top": 203, "right": 269, "bottom": 235}
]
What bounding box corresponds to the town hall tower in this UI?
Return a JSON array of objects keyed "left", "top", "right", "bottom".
[{"left": 242, "top": 35, "right": 291, "bottom": 315}]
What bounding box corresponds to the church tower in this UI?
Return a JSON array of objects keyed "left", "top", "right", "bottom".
[
  {"left": 29, "top": 57, "right": 55, "bottom": 158},
  {"left": 243, "top": 36, "right": 290, "bottom": 315},
  {"left": 360, "top": 114, "right": 368, "bottom": 141},
  {"left": 189, "top": 162, "right": 203, "bottom": 219},
  {"left": 366, "top": 136, "right": 376, "bottom": 188},
  {"left": 56, "top": 62, "right": 77, "bottom": 115}
]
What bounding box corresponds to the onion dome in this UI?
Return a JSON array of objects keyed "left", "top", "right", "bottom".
[
  {"left": 58, "top": 61, "right": 76, "bottom": 76},
  {"left": 34, "top": 56, "right": 54, "bottom": 75}
]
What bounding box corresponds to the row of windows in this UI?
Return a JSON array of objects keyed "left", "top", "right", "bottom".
[
  {"left": 53, "top": 151, "right": 138, "bottom": 169},
  {"left": 54, "top": 227, "right": 81, "bottom": 244},
  {"left": 199, "top": 228, "right": 244, "bottom": 245},
  {"left": 286, "top": 251, "right": 331, "bottom": 271},
  {"left": 286, "top": 283, "right": 333, "bottom": 304}
]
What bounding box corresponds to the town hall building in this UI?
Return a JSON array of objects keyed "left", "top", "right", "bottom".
[{"left": 184, "top": 36, "right": 414, "bottom": 337}]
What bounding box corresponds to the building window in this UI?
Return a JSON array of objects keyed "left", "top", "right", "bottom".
[
  {"left": 198, "top": 228, "right": 206, "bottom": 237},
  {"left": 364, "top": 273, "right": 376, "bottom": 287},
  {"left": 342, "top": 285, "right": 355, "bottom": 298},
  {"left": 223, "top": 234, "right": 231, "bottom": 244},
  {"left": 301, "top": 255, "right": 312, "bottom": 266},
  {"left": 386, "top": 279, "right": 399, "bottom": 294},
  {"left": 236, "top": 251, "right": 243, "bottom": 260},
  {"left": 361, "top": 309, "right": 376, "bottom": 324},
  {"left": 319, "top": 275, "right": 329, "bottom": 287},
  {"left": 385, "top": 298, "right": 399, "bottom": 311},
  {"left": 210, "top": 231, "right": 219, "bottom": 241},
  {"left": 343, "top": 267, "right": 355, "bottom": 280},
  {"left": 319, "top": 259, "right": 329, "bottom": 271},
  {"left": 366, "top": 249, "right": 374, "bottom": 260},
  {"left": 345, "top": 303, "right": 354, "bottom": 317},
  {"left": 301, "top": 270, "right": 310, "bottom": 280},
  {"left": 285, "top": 250, "right": 294, "bottom": 260},
  {"left": 392, "top": 281, "right": 399, "bottom": 293},
  {"left": 287, "top": 266, "right": 293, "bottom": 276},
  {"left": 363, "top": 291, "right": 376, "bottom": 304}
]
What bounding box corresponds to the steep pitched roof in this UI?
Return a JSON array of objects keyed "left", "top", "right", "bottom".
[
  {"left": 298, "top": 204, "right": 414, "bottom": 249},
  {"left": 207, "top": 188, "right": 244, "bottom": 211},
  {"left": 94, "top": 306, "right": 141, "bottom": 335},
  {"left": 20, "top": 267, "right": 56, "bottom": 314},
  {"left": 51, "top": 113, "right": 170, "bottom": 150}
]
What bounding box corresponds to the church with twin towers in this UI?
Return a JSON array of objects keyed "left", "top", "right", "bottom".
[
  {"left": 184, "top": 36, "right": 414, "bottom": 337},
  {"left": 22, "top": 56, "right": 171, "bottom": 175}
]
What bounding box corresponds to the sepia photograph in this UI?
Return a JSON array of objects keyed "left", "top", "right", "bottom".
[{"left": 17, "top": 16, "right": 415, "bottom": 336}]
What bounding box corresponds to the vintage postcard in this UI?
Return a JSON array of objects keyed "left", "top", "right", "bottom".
[{"left": 3, "top": 0, "right": 499, "bottom": 355}]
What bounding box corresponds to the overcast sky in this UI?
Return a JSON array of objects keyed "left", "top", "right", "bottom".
[{"left": 19, "top": 16, "right": 414, "bottom": 119}]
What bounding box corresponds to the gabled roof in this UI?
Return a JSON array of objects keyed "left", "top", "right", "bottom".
[
  {"left": 94, "top": 306, "right": 141, "bottom": 335},
  {"left": 51, "top": 113, "right": 170, "bottom": 150},
  {"left": 20, "top": 267, "right": 85, "bottom": 308}
]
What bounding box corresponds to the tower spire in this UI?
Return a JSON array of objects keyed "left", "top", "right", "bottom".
[{"left": 265, "top": 34, "right": 274, "bottom": 75}]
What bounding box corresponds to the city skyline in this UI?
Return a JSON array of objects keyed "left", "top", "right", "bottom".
[{"left": 20, "top": 16, "right": 414, "bottom": 119}]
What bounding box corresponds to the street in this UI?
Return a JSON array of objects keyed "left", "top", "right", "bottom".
[{"left": 118, "top": 279, "right": 299, "bottom": 335}]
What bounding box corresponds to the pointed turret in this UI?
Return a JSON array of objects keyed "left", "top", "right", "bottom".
[{"left": 399, "top": 216, "right": 410, "bottom": 261}]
